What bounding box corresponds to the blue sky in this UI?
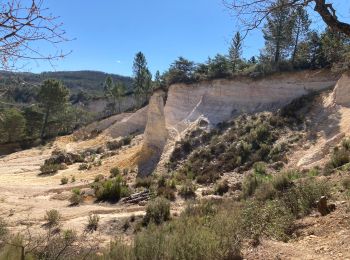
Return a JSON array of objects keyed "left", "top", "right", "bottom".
[{"left": 26, "top": 0, "right": 350, "bottom": 77}]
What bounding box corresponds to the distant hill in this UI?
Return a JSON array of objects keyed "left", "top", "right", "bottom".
[{"left": 0, "top": 70, "right": 133, "bottom": 97}]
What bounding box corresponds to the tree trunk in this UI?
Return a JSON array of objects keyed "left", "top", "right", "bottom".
[
  {"left": 292, "top": 25, "right": 301, "bottom": 66},
  {"left": 40, "top": 108, "right": 50, "bottom": 140}
]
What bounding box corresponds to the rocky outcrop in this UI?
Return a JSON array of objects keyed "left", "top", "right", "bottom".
[
  {"left": 333, "top": 72, "right": 350, "bottom": 106},
  {"left": 165, "top": 70, "right": 337, "bottom": 134},
  {"left": 138, "top": 90, "right": 167, "bottom": 176}
]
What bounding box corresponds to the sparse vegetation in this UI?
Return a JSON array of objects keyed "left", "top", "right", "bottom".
[
  {"left": 45, "top": 209, "right": 61, "bottom": 227},
  {"left": 61, "top": 176, "right": 69, "bottom": 185},
  {"left": 179, "top": 180, "right": 196, "bottom": 199},
  {"left": 110, "top": 166, "right": 120, "bottom": 178},
  {"left": 86, "top": 214, "right": 100, "bottom": 232},
  {"left": 69, "top": 188, "right": 83, "bottom": 206},
  {"left": 143, "top": 197, "right": 171, "bottom": 226},
  {"left": 93, "top": 176, "right": 130, "bottom": 202}
]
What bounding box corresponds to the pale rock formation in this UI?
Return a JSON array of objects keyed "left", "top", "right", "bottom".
[
  {"left": 104, "top": 106, "right": 148, "bottom": 138},
  {"left": 138, "top": 90, "right": 167, "bottom": 176},
  {"left": 165, "top": 70, "right": 337, "bottom": 135},
  {"left": 333, "top": 72, "right": 350, "bottom": 106}
]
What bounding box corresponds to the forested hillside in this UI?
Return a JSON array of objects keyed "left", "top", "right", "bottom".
[{"left": 0, "top": 70, "right": 133, "bottom": 100}]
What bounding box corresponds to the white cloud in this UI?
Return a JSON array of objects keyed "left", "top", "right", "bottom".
[{"left": 116, "top": 60, "right": 122, "bottom": 64}]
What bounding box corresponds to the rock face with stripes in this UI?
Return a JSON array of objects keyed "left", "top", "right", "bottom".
[
  {"left": 137, "top": 90, "right": 167, "bottom": 176},
  {"left": 333, "top": 72, "right": 350, "bottom": 106}
]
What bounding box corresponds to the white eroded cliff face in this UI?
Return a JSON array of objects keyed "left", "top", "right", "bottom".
[
  {"left": 138, "top": 90, "right": 167, "bottom": 176},
  {"left": 164, "top": 70, "right": 338, "bottom": 134},
  {"left": 333, "top": 72, "right": 350, "bottom": 106}
]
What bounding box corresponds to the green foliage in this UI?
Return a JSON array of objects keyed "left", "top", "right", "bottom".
[
  {"left": 282, "top": 178, "right": 330, "bottom": 217},
  {"left": 241, "top": 200, "right": 294, "bottom": 242},
  {"left": 133, "top": 52, "right": 152, "bottom": 107},
  {"left": 37, "top": 79, "right": 69, "bottom": 139},
  {"left": 39, "top": 163, "right": 64, "bottom": 175},
  {"left": 164, "top": 57, "right": 195, "bottom": 85},
  {"left": 0, "top": 108, "right": 26, "bottom": 143},
  {"left": 135, "top": 176, "right": 153, "bottom": 189},
  {"left": 93, "top": 176, "right": 130, "bottom": 202},
  {"left": 69, "top": 188, "right": 83, "bottom": 206},
  {"left": 45, "top": 209, "right": 61, "bottom": 227},
  {"left": 79, "top": 163, "right": 91, "bottom": 171},
  {"left": 0, "top": 217, "right": 7, "bottom": 240},
  {"left": 342, "top": 176, "right": 350, "bottom": 190},
  {"left": 272, "top": 172, "right": 293, "bottom": 191},
  {"left": 61, "top": 176, "right": 69, "bottom": 185},
  {"left": 143, "top": 197, "right": 171, "bottom": 225},
  {"left": 87, "top": 214, "right": 100, "bottom": 232},
  {"left": 214, "top": 179, "right": 230, "bottom": 196},
  {"left": 179, "top": 180, "right": 196, "bottom": 199},
  {"left": 110, "top": 166, "right": 120, "bottom": 178},
  {"left": 229, "top": 31, "right": 243, "bottom": 72}
]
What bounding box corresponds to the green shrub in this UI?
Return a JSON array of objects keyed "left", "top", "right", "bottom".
[
  {"left": 71, "top": 176, "right": 76, "bottom": 183},
  {"left": 214, "top": 179, "right": 230, "bottom": 196},
  {"left": 272, "top": 172, "right": 292, "bottom": 191},
  {"left": 69, "top": 188, "right": 83, "bottom": 206},
  {"left": 45, "top": 209, "right": 61, "bottom": 227},
  {"left": 342, "top": 138, "right": 350, "bottom": 150},
  {"left": 241, "top": 200, "right": 294, "bottom": 243},
  {"left": 110, "top": 166, "right": 120, "bottom": 178},
  {"left": 179, "top": 181, "right": 196, "bottom": 199},
  {"left": 254, "top": 182, "right": 276, "bottom": 201},
  {"left": 86, "top": 214, "right": 100, "bottom": 232},
  {"left": 0, "top": 218, "right": 7, "bottom": 239},
  {"left": 342, "top": 176, "right": 350, "bottom": 190},
  {"left": 78, "top": 163, "right": 91, "bottom": 171},
  {"left": 39, "top": 163, "right": 62, "bottom": 175},
  {"left": 242, "top": 174, "right": 262, "bottom": 198},
  {"left": 282, "top": 178, "right": 330, "bottom": 217},
  {"left": 253, "top": 162, "right": 267, "bottom": 176},
  {"left": 94, "top": 174, "right": 105, "bottom": 182},
  {"left": 143, "top": 197, "right": 171, "bottom": 225},
  {"left": 331, "top": 147, "right": 350, "bottom": 168},
  {"left": 61, "top": 176, "right": 69, "bottom": 185},
  {"left": 94, "top": 176, "right": 130, "bottom": 202},
  {"left": 135, "top": 176, "right": 153, "bottom": 189}
]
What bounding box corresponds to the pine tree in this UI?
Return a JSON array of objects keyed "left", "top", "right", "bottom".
[
  {"left": 262, "top": 0, "right": 294, "bottom": 65},
  {"left": 291, "top": 7, "right": 311, "bottom": 65},
  {"left": 37, "top": 79, "right": 69, "bottom": 139},
  {"left": 133, "top": 52, "right": 152, "bottom": 107},
  {"left": 0, "top": 108, "right": 26, "bottom": 143},
  {"left": 229, "top": 32, "right": 243, "bottom": 72}
]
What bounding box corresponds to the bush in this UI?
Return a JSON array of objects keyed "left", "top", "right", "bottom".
[
  {"left": 342, "top": 176, "right": 350, "bottom": 190},
  {"left": 143, "top": 197, "right": 171, "bottom": 225},
  {"left": 0, "top": 218, "right": 7, "bottom": 240},
  {"left": 135, "top": 176, "right": 153, "bottom": 189},
  {"left": 110, "top": 166, "right": 120, "bottom": 178},
  {"left": 94, "top": 174, "right": 105, "bottom": 182},
  {"left": 61, "top": 177, "right": 69, "bottom": 185},
  {"left": 331, "top": 147, "right": 350, "bottom": 168},
  {"left": 40, "top": 163, "right": 63, "bottom": 175},
  {"left": 254, "top": 182, "right": 276, "bottom": 201},
  {"left": 71, "top": 176, "right": 76, "bottom": 183},
  {"left": 241, "top": 200, "right": 294, "bottom": 243},
  {"left": 242, "top": 174, "right": 262, "bottom": 198},
  {"left": 272, "top": 172, "right": 292, "bottom": 191},
  {"left": 69, "top": 188, "right": 83, "bottom": 206},
  {"left": 282, "top": 178, "right": 330, "bottom": 217},
  {"left": 45, "top": 209, "right": 61, "bottom": 227},
  {"left": 86, "top": 214, "right": 100, "bottom": 232},
  {"left": 78, "top": 163, "right": 91, "bottom": 171},
  {"left": 179, "top": 181, "right": 196, "bottom": 199},
  {"left": 215, "top": 179, "right": 230, "bottom": 196},
  {"left": 94, "top": 177, "right": 130, "bottom": 202}
]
